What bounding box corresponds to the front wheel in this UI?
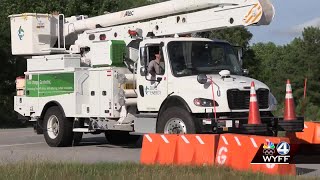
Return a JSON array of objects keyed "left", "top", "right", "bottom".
[
  {"left": 156, "top": 107, "right": 197, "bottom": 134},
  {"left": 43, "top": 106, "right": 73, "bottom": 147}
]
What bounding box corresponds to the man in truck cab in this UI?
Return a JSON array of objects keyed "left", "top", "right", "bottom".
[{"left": 147, "top": 52, "right": 165, "bottom": 76}]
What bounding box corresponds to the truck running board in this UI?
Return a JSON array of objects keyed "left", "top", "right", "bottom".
[{"left": 73, "top": 128, "right": 95, "bottom": 133}]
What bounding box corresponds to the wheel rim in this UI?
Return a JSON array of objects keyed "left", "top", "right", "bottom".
[
  {"left": 47, "top": 115, "right": 59, "bottom": 139},
  {"left": 164, "top": 118, "right": 187, "bottom": 134}
]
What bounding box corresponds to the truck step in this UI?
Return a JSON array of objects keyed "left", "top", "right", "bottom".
[{"left": 73, "top": 128, "right": 95, "bottom": 133}]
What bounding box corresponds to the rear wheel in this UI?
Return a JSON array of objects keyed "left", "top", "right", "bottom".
[
  {"left": 43, "top": 106, "right": 73, "bottom": 147},
  {"left": 156, "top": 107, "right": 197, "bottom": 134}
]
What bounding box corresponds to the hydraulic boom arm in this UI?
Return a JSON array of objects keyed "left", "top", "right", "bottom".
[
  {"left": 65, "top": 0, "right": 274, "bottom": 37},
  {"left": 72, "top": 0, "right": 274, "bottom": 49},
  {"left": 8, "top": 0, "right": 275, "bottom": 55}
]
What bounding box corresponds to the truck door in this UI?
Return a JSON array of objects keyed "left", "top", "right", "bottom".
[{"left": 136, "top": 43, "right": 168, "bottom": 112}]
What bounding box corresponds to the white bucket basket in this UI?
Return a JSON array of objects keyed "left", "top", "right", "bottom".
[{"left": 9, "top": 13, "right": 58, "bottom": 55}]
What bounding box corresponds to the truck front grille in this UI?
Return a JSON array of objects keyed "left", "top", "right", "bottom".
[{"left": 227, "top": 89, "right": 269, "bottom": 110}]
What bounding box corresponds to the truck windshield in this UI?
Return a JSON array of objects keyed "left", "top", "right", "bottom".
[{"left": 167, "top": 41, "right": 243, "bottom": 77}]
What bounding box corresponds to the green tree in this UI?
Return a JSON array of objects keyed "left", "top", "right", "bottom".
[
  {"left": 199, "top": 27, "right": 253, "bottom": 49},
  {"left": 251, "top": 27, "right": 320, "bottom": 120}
]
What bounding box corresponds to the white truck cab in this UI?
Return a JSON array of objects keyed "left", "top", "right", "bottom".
[{"left": 134, "top": 37, "right": 277, "bottom": 134}]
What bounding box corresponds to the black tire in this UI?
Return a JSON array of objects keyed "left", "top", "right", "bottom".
[
  {"left": 72, "top": 119, "right": 84, "bottom": 146},
  {"left": 105, "top": 131, "right": 141, "bottom": 145},
  {"left": 73, "top": 132, "right": 83, "bottom": 146},
  {"left": 156, "top": 107, "right": 197, "bottom": 134},
  {"left": 43, "top": 106, "right": 73, "bottom": 147},
  {"left": 34, "top": 121, "right": 43, "bottom": 134}
]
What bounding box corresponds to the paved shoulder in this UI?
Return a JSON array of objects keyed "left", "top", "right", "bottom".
[
  {"left": 0, "top": 128, "right": 140, "bottom": 164},
  {"left": 0, "top": 128, "right": 319, "bottom": 177}
]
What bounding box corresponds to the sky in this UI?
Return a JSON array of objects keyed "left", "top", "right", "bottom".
[{"left": 248, "top": 0, "right": 320, "bottom": 45}]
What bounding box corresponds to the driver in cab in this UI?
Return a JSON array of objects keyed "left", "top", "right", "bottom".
[{"left": 148, "top": 52, "right": 164, "bottom": 76}]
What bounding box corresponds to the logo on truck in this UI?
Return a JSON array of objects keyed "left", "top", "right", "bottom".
[
  {"left": 18, "top": 26, "right": 24, "bottom": 40},
  {"left": 121, "top": 10, "right": 134, "bottom": 17},
  {"left": 145, "top": 86, "right": 161, "bottom": 95}
]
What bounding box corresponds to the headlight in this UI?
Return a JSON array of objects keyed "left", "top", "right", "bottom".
[{"left": 194, "top": 98, "right": 219, "bottom": 107}]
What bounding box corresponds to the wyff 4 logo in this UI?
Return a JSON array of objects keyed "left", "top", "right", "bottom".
[{"left": 262, "top": 141, "right": 290, "bottom": 164}]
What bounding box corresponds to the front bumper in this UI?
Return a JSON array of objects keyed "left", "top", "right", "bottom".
[{"left": 197, "top": 115, "right": 304, "bottom": 136}]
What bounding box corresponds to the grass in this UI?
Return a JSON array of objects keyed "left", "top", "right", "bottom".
[{"left": 0, "top": 162, "right": 316, "bottom": 180}]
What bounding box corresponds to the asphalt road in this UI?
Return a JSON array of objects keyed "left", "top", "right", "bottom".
[
  {"left": 0, "top": 128, "right": 141, "bottom": 164},
  {"left": 0, "top": 128, "right": 319, "bottom": 177}
]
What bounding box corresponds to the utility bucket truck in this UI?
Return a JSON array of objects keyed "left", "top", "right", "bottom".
[{"left": 10, "top": 0, "right": 304, "bottom": 147}]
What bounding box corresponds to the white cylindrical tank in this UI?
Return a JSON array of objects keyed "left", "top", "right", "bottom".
[{"left": 64, "top": 0, "right": 241, "bottom": 35}]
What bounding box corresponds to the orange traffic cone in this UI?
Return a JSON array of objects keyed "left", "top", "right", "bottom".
[
  {"left": 284, "top": 79, "right": 296, "bottom": 121},
  {"left": 248, "top": 81, "right": 262, "bottom": 125}
]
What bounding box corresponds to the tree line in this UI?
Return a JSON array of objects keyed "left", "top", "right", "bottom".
[
  {"left": 252, "top": 27, "right": 320, "bottom": 121},
  {"left": 0, "top": 0, "right": 318, "bottom": 127},
  {"left": 205, "top": 26, "right": 320, "bottom": 121}
]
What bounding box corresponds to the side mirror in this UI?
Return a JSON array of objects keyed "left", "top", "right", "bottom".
[
  {"left": 233, "top": 45, "right": 244, "bottom": 66},
  {"left": 140, "top": 46, "right": 148, "bottom": 66},
  {"left": 140, "top": 67, "right": 147, "bottom": 76},
  {"left": 243, "top": 69, "right": 249, "bottom": 76},
  {"left": 238, "top": 48, "right": 244, "bottom": 66},
  {"left": 140, "top": 46, "right": 149, "bottom": 76},
  {"left": 238, "top": 47, "right": 244, "bottom": 59},
  {"left": 197, "top": 74, "right": 208, "bottom": 84},
  {"left": 157, "top": 77, "right": 162, "bottom": 82}
]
